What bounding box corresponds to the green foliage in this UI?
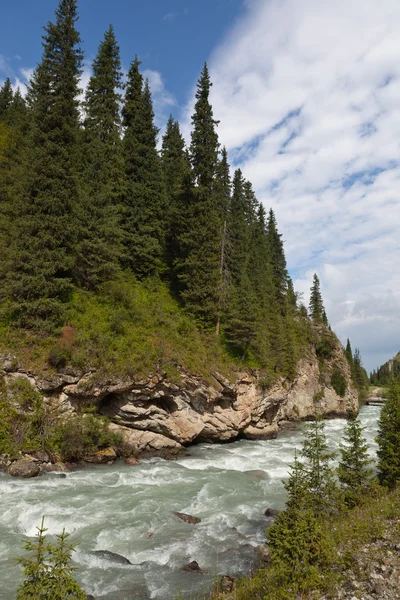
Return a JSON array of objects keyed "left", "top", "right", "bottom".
[
  {"left": 376, "top": 379, "right": 400, "bottom": 489},
  {"left": 48, "top": 346, "right": 72, "bottom": 369},
  {"left": 0, "top": 378, "right": 52, "bottom": 456},
  {"left": 211, "top": 486, "right": 400, "bottom": 600},
  {"left": 5, "top": 0, "right": 83, "bottom": 331},
  {"left": 300, "top": 419, "right": 340, "bottom": 516},
  {"left": 268, "top": 454, "right": 330, "bottom": 584},
  {"left": 175, "top": 63, "right": 221, "bottom": 328},
  {"left": 338, "top": 414, "right": 373, "bottom": 507},
  {"left": 53, "top": 413, "right": 121, "bottom": 462},
  {"left": 0, "top": 376, "right": 119, "bottom": 461},
  {"left": 66, "top": 273, "right": 232, "bottom": 379},
  {"left": 122, "top": 58, "right": 166, "bottom": 277},
  {"left": 315, "top": 335, "right": 335, "bottom": 362},
  {"left": 16, "top": 517, "right": 86, "bottom": 599},
  {"left": 309, "top": 274, "right": 326, "bottom": 323},
  {"left": 76, "top": 24, "right": 124, "bottom": 289},
  {"left": 330, "top": 366, "right": 347, "bottom": 397}
]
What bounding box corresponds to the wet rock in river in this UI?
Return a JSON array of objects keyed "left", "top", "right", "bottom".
[
  {"left": 91, "top": 550, "right": 132, "bottom": 565},
  {"left": 264, "top": 507, "right": 280, "bottom": 518},
  {"left": 181, "top": 560, "right": 209, "bottom": 574},
  {"left": 174, "top": 511, "right": 201, "bottom": 524}
]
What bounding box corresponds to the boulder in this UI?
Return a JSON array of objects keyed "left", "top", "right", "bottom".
[
  {"left": 174, "top": 512, "right": 201, "bottom": 524},
  {"left": 41, "top": 462, "right": 70, "bottom": 473},
  {"left": 264, "top": 508, "right": 280, "bottom": 518},
  {"left": 257, "top": 545, "right": 272, "bottom": 564},
  {"left": 91, "top": 550, "right": 131, "bottom": 565},
  {"left": 217, "top": 575, "right": 237, "bottom": 593},
  {"left": 7, "top": 458, "right": 40, "bottom": 478},
  {"left": 124, "top": 456, "right": 139, "bottom": 466},
  {"left": 181, "top": 560, "right": 208, "bottom": 574},
  {"left": 85, "top": 447, "right": 117, "bottom": 464}
]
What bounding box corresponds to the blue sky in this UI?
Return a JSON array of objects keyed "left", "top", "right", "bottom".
[
  {"left": 1, "top": 0, "right": 244, "bottom": 110},
  {"left": 1, "top": 0, "right": 400, "bottom": 373}
]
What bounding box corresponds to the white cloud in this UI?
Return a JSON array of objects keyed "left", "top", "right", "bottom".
[
  {"left": 194, "top": 0, "right": 400, "bottom": 371},
  {"left": 163, "top": 11, "right": 179, "bottom": 22}
]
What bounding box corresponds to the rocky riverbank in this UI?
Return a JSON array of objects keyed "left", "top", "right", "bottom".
[{"left": 0, "top": 329, "right": 359, "bottom": 475}]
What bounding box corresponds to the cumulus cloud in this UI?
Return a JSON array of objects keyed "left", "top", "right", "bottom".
[{"left": 199, "top": 0, "right": 400, "bottom": 371}]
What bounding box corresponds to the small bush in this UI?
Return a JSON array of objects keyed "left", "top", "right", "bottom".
[
  {"left": 48, "top": 345, "right": 71, "bottom": 369},
  {"left": 313, "top": 390, "right": 325, "bottom": 404},
  {"left": 331, "top": 366, "right": 347, "bottom": 397},
  {"left": 54, "top": 413, "right": 121, "bottom": 462},
  {"left": 316, "top": 335, "right": 335, "bottom": 362}
]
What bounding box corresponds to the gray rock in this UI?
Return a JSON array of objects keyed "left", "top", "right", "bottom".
[
  {"left": 7, "top": 458, "right": 40, "bottom": 478},
  {"left": 264, "top": 508, "right": 280, "bottom": 518},
  {"left": 217, "top": 575, "right": 237, "bottom": 593},
  {"left": 174, "top": 511, "right": 201, "bottom": 524},
  {"left": 181, "top": 560, "right": 208, "bottom": 574},
  {"left": 91, "top": 550, "right": 132, "bottom": 565}
]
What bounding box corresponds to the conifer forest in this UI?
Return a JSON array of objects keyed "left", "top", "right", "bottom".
[
  {"left": 0, "top": 0, "right": 332, "bottom": 380},
  {"left": 1, "top": 2, "right": 400, "bottom": 600}
]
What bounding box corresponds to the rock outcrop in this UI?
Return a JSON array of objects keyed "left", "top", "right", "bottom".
[{"left": 0, "top": 332, "right": 358, "bottom": 459}]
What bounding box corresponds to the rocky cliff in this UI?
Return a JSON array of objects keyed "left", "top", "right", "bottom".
[{"left": 0, "top": 330, "right": 358, "bottom": 457}]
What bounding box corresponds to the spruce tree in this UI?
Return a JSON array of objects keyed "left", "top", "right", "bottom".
[
  {"left": 174, "top": 63, "right": 221, "bottom": 327},
  {"left": 338, "top": 414, "right": 373, "bottom": 507},
  {"left": 76, "top": 25, "right": 124, "bottom": 289},
  {"left": 224, "top": 170, "right": 258, "bottom": 357},
  {"left": 17, "top": 518, "right": 86, "bottom": 599},
  {"left": 267, "top": 208, "right": 289, "bottom": 311},
  {"left": 344, "top": 339, "right": 353, "bottom": 368},
  {"left": 122, "top": 60, "right": 166, "bottom": 276},
  {"left": 309, "top": 274, "right": 325, "bottom": 323},
  {"left": 161, "top": 115, "right": 188, "bottom": 273},
  {"left": 214, "top": 147, "right": 231, "bottom": 335},
  {"left": 300, "top": 418, "right": 339, "bottom": 516},
  {"left": 268, "top": 452, "right": 328, "bottom": 577},
  {"left": 376, "top": 379, "right": 400, "bottom": 489},
  {"left": 0, "top": 78, "right": 14, "bottom": 119},
  {"left": 5, "top": 0, "right": 83, "bottom": 330}
]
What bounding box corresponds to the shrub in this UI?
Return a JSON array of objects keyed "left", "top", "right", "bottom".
[
  {"left": 316, "top": 336, "right": 335, "bottom": 362},
  {"left": 48, "top": 345, "right": 72, "bottom": 369},
  {"left": 54, "top": 413, "right": 121, "bottom": 462},
  {"left": 331, "top": 366, "right": 347, "bottom": 397}
]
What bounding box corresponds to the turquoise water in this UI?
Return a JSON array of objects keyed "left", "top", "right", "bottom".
[{"left": 0, "top": 405, "right": 380, "bottom": 600}]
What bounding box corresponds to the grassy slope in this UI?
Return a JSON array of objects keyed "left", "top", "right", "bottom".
[{"left": 0, "top": 274, "right": 236, "bottom": 383}]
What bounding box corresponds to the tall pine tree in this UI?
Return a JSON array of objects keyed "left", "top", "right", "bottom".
[
  {"left": 122, "top": 59, "right": 166, "bottom": 276},
  {"left": 174, "top": 63, "right": 221, "bottom": 327},
  {"left": 161, "top": 115, "right": 188, "bottom": 274},
  {"left": 76, "top": 25, "right": 124, "bottom": 289},
  {"left": 5, "top": 0, "right": 83, "bottom": 330},
  {"left": 309, "top": 273, "right": 325, "bottom": 323}
]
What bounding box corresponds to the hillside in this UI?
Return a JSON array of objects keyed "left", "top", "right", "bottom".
[
  {"left": 370, "top": 351, "right": 400, "bottom": 385},
  {"left": 0, "top": 283, "right": 359, "bottom": 469}
]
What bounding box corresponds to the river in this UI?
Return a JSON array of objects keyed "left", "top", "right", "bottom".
[{"left": 0, "top": 405, "right": 380, "bottom": 600}]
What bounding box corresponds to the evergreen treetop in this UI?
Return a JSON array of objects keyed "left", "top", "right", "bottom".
[
  {"left": 309, "top": 273, "right": 325, "bottom": 323},
  {"left": 190, "top": 62, "right": 219, "bottom": 191}
]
